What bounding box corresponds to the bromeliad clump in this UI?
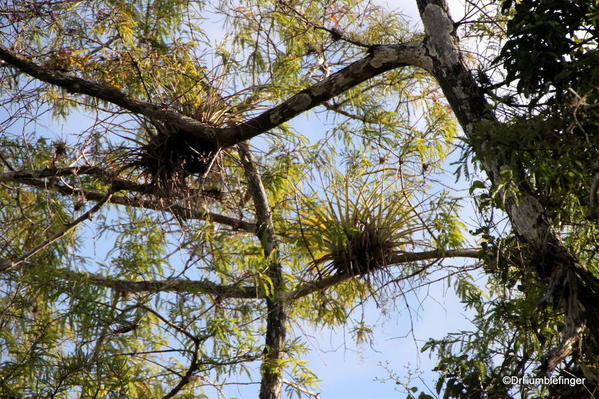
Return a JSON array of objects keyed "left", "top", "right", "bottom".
[
  {"left": 118, "top": 73, "right": 237, "bottom": 196},
  {"left": 124, "top": 121, "right": 220, "bottom": 195},
  {"left": 300, "top": 171, "right": 422, "bottom": 280},
  {"left": 327, "top": 221, "right": 397, "bottom": 276}
]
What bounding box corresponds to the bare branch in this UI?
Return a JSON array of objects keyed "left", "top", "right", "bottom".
[
  {"left": 322, "top": 101, "right": 374, "bottom": 123},
  {"left": 155, "top": 305, "right": 211, "bottom": 399},
  {"left": 161, "top": 347, "right": 200, "bottom": 399},
  {"left": 0, "top": 166, "right": 152, "bottom": 193},
  {"left": 282, "top": 379, "right": 321, "bottom": 399},
  {"left": 3, "top": 176, "right": 257, "bottom": 232},
  {"left": 276, "top": 0, "right": 371, "bottom": 48},
  {"left": 57, "top": 269, "right": 261, "bottom": 299}
]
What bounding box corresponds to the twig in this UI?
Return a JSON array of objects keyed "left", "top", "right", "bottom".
[
  {"left": 282, "top": 379, "right": 320, "bottom": 398},
  {"left": 161, "top": 339, "right": 201, "bottom": 399},
  {"left": 0, "top": 190, "right": 115, "bottom": 273}
]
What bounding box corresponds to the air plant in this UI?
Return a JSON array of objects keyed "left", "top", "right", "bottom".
[
  {"left": 123, "top": 122, "right": 220, "bottom": 196},
  {"left": 299, "top": 171, "right": 423, "bottom": 279},
  {"left": 118, "top": 69, "right": 241, "bottom": 196}
]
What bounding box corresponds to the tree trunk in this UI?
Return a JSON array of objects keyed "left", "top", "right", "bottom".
[
  {"left": 259, "top": 291, "right": 287, "bottom": 399},
  {"left": 238, "top": 145, "right": 287, "bottom": 399},
  {"left": 417, "top": 0, "right": 599, "bottom": 371}
]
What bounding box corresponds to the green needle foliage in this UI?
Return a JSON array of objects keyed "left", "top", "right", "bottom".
[{"left": 0, "top": 0, "right": 597, "bottom": 398}]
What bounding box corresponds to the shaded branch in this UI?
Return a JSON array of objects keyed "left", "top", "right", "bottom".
[
  {"left": 284, "top": 248, "right": 482, "bottom": 301},
  {"left": 3, "top": 176, "right": 257, "bottom": 232},
  {"left": 0, "top": 165, "right": 236, "bottom": 202},
  {"left": 0, "top": 166, "right": 105, "bottom": 181}
]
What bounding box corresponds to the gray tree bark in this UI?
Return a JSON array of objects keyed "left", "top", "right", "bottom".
[
  {"left": 416, "top": 0, "right": 599, "bottom": 372},
  {"left": 238, "top": 144, "right": 287, "bottom": 399}
]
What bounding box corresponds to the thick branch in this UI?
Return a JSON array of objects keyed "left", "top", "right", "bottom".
[
  {"left": 0, "top": 44, "right": 431, "bottom": 148},
  {"left": 0, "top": 166, "right": 152, "bottom": 193},
  {"left": 51, "top": 249, "right": 481, "bottom": 301},
  {"left": 57, "top": 269, "right": 261, "bottom": 299},
  {"left": 0, "top": 45, "right": 220, "bottom": 143},
  {"left": 218, "top": 44, "right": 431, "bottom": 146},
  {"left": 284, "top": 248, "right": 482, "bottom": 301},
  {"left": 417, "top": 0, "right": 599, "bottom": 370},
  {"left": 238, "top": 144, "right": 276, "bottom": 253},
  {"left": 0, "top": 166, "right": 105, "bottom": 181},
  {"left": 238, "top": 144, "right": 286, "bottom": 399}
]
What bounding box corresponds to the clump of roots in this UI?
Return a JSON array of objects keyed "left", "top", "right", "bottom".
[
  {"left": 326, "top": 225, "right": 396, "bottom": 276},
  {"left": 122, "top": 121, "right": 220, "bottom": 196}
]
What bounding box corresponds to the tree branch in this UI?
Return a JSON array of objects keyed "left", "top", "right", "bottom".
[
  {"left": 322, "top": 101, "right": 374, "bottom": 123},
  {"left": 417, "top": 0, "right": 599, "bottom": 369},
  {"left": 0, "top": 43, "right": 431, "bottom": 148},
  {"left": 238, "top": 144, "right": 286, "bottom": 399},
  {"left": 284, "top": 248, "right": 482, "bottom": 301},
  {"left": 3, "top": 176, "right": 257, "bottom": 232},
  {"left": 0, "top": 45, "right": 220, "bottom": 143},
  {"left": 0, "top": 166, "right": 152, "bottom": 193},
  {"left": 161, "top": 341, "right": 200, "bottom": 399},
  {"left": 48, "top": 249, "right": 480, "bottom": 300},
  {"left": 56, "top": 269, "right": 261, "bottom": 299},
  {"left": 238, "top": 144, "right": 276, "bottom": 253},
  {"left": 0, "top": 190, "right": 114, "bottom": 273}
]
